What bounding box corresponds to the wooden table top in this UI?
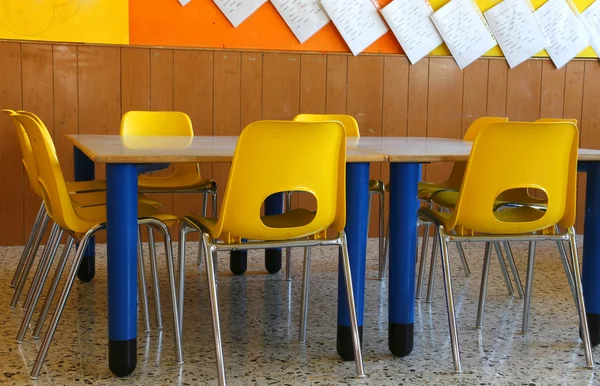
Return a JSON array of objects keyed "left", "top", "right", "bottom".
[{"left": 67, "top": 134, "right": 600, "bottom": 163}]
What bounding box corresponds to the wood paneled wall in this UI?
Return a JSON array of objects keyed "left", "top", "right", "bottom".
[{"left": 1, "top": 41, "right": 599, "bottom": 246}]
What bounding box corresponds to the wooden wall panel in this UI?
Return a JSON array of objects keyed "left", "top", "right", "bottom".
[
  {"left": 240, "top": 52, "right": 263, "bottom": 128},
  {"left": 0, "top": 42, "right": 23, "bottom": 245},
  {"left": 462, "top": 59, "right": 488, "bottom": 135},
  {"left": 121, "top": 48, "right": 151, "bottom": 113},
  {"left": 262, "top": 53, "right": 300, "bottom": 120},
  {"left": 325, "top": 55, "right": 347, "bottom": 114},
  {"left": 539, "top": 61, "right": 566, "bottom": 118},
  {"left": 487, "top": 60, "right": 508, "bottom": 117},
  {"left": 506, "top": 61, "right": 542, "bottom": 121}
]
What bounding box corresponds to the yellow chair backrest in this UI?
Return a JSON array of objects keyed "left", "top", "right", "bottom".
[
  {"left": 443, "top": 117, "right": 509, "bottom": 188},
  {"left": 14, "top": 114, "right": 81, "bottom": 232},
  {"left": 293, "top": 114, "right": 360, "bottom": 137},
  {"left": 120, "top": 111, "right": 194, "bottom": 137},
  {"left": 450, "top": 122, "right": 578, "bottom": 234},
  {"left": 214, "top": 120, "right": 346, "bottom": 241},
  {"left": 2, "top": 109, "right": 44, "bottom": 197},
  {"left": 536, "top": 118, "right": 578, "bottom": 125}
]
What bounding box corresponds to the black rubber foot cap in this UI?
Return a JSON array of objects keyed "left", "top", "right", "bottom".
[
  {"left": 230, "top": 251, "right": 248, "bottom": 275},
  {"left": 586, "top": 313, "right": 600, "bottom": 346},
  {"left": 77, "top": 255, "right": 96, "bottom": 282},
  {"left": 265, "top": 249, "right": 282, "bottom": 274},
  {"left": 109, "top": 338, "right": 136, "bottom": 377},
  {"left": 336, "top": 325, "right": 363, "bottom": 361},
  {"left": 389, "top": 323, "right": 414, "bottom": 357}
]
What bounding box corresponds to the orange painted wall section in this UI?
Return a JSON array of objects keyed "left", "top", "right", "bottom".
[{"left": 129, "top": 0, "right": 404, "bottom": 53}]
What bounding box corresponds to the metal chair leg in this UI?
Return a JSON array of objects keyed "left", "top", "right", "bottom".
[
  {"left": 148, "top": 226, "right": 163, "bottom": 330},
  {"left": 33, "top": 236, "right": 74, "bottom": 339},
  {"left": 437, "top": 227, "right": 462, "bottom": 372},
  {"left": 138, "top": 227, "right": 151, "bottom": 334},
  {"left": 455, "top": 242, "right": 470, "bottom": 277},
  {"left": 11, "top": 213, "right": 50, "bottom": 308},
  {"left": 426, "top": 228, "right": 440, "bottom": 303},
  {"left": 494, "top": 242, "right": 514, "bottom": 296},
  {"left": 30, "top": 227, "right": 101, "bottom": 380},
  {"left": 201, "top": 233, "right": 227, "bottom": 385},
  {"left": 378, "top": 191, "right": 386, "bottom": 280},
  {"left": 567, "top": 228, "right": 594, "bottom": 368},
  {"left": 416, "top": 223, "right": 431, "bottom": 300},
  {"left": 17, "top": 226, "right": 63, "bottom": 343},
  {"left": 340, "top": 232, "right": 366, "bottom": 377},
  {"left": 476, "top": 242, "right": 493, "bottom": 329},
  {"left": 212, "top": 190, "right": 218, "bottom": 218},
  {"left": 556, "top": 236, "right": 577, "bottom": 305},
  {"left": 299, "top": 247, "right": 311, "bottom": 343},
  {"left": 23, "top": 224, "right": 61, "bottom": 311},
  {"left": 12, "top": 202, "right": 45, "bottom": 288},
  {"left": 522, "top": 241, "right": 536, "bottom": 333},
  {"left": 202, "top": 192, "right": 209, "bottom": 217},
  {"left": 178, "top": 222, "right": 188, "bottom": 334},
  {"left": 286, "top": 191, "right": 293, "bottom": 281},
  {"left": 503, "top": 241, "right": 524, "bottom": 298}
]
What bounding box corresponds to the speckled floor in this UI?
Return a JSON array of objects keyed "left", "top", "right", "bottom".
[{"left": 0, "top": 236, "right": 598, "bottom": 385}]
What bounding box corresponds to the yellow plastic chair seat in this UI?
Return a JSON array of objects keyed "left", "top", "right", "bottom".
[
  {"left": 70, "top": 191, "right": 160, "bottom": 208},
  {"left": 369, "top": 179, "right": 382, "bottom": 191},
  {"left": 66, "top": 180, "right": 106, "bottom": 193},
  {"left": 431, "top": 190, "right": 547, "bottom": 210},
  {"left": 186, "top": 208, "right": 317, "bottom": 241},
  {"left": 138, "top": 174, "right": 214, "bottom": 191}
]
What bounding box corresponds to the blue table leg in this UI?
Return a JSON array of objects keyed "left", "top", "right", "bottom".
[
  {"left": 264, "top": 192, "right": 284, "bottom": 274},
  {"left": 74, "top": 147, "right": 96, "bottom": 282},
  {"left": 337, "top": 163, "right": 369, "bottom": 360},
  {"left": 106, "top": 163, "right": 138, "bottom": 376},
  {"left": 388, "top": 162, "right": 419, "bottom": 356},
  {"left": 582, "top": 162, "right": 600, "bottom": 346}
]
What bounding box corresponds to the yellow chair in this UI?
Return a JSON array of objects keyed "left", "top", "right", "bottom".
[
  {"left": 13, "top": 113, "right": 184, "bottom": 379},
  {"left": 178, "top": 120, "right": 364, "bottom": 385},
  {"left": 120, "top": 111, "right": 217, "bottom": 216},
  {"left": 293, "top": 114, "right": 386, "bottom": 279},
  {"left": 418, "top": 121, "right": 592, "bottom": 372}
]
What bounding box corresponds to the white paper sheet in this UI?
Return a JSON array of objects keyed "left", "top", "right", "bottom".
[
  {"left": 320, "top": 0, "right": 389, "bottom": 55},
  {"left": 271, "top": 0, "right": 330, "bottom": 43},
  {"left": 484, "top": 0, "right": 548, "bottom": 68},
  {"left": 214, "top": 0, "right": 268, "bottom": 28},
  {"left": 582, "top": 1, "right": 600, "bottom": 56},
  {"left": 535, "top": 0, "right": 589, "bottom": 68},
  {"left": 380, "top": 0, "right": 444, "bottom": 64},
  {"left": 430, "top": 0, "right": 497, "bottom": 69},
  {"left": 179, "top": 0, "right": 192, "bottom": 6}
]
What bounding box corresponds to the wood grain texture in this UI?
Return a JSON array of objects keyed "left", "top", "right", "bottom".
[
  {"left": 540, "top": 61, "right": 565, "bottom": 118},
  {"left": 0, "top": 42, "right": 24, "bottom": 245},
  {"left": 487, "top": 60, "right": 508, "bottom": 117},
  {"left": 240, "top": 52, "right": 263, "bottom": 128},
  {"left": 121, "top": 48, "right": 151, "bottom": 113},
  {"left": 325, "top": 55, "right": 347, "bottom": 114},
  {"left": 262, "top": 53, "right": 300, "bottom": 120},
  {"left": 462, "top": 59, "right": 488, "bottom": 136},
  {"left": 506, "top": 61, "right": 542, "bottom": 121}
]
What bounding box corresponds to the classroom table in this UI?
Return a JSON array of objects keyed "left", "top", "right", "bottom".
[{"left": 67, "top": 134, "right": 600, "bottom": 376}]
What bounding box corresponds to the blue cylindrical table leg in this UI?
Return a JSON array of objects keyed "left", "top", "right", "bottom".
[{"left": 582, "top": 162, "right": 600, "bottom": 346}]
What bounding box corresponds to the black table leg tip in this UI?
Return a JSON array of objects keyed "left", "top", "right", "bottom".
[
  {"left": 586, "top": 313, "right": 600, "bottom": 346},
  {"left": 389, "top": 323, "right": 414, "bottom": 357},
  {"left": 109, "top": 339, "right": 136, "bottom": 377},
  {"left": 265, "top": 249, "right": 282, "bottom": 274},
  {"left": 76, "top": 255, "right": 96, "bottom": 282},
  {"left": 230, "top": 251, "right": 248, "bottom": 275},
  {"left": 336, "top": 325, "right": 363, "bottom": 361}
]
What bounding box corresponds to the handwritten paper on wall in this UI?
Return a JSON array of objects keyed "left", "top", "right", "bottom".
[
  {"left": 582, "top": 1, "right": 600, "bottom": 55},
  {"left": 381, "top": 0, "right": 444, "bottom": 64},
  {"left": 535, "top": 0, "right": 589, "bottom": 68},
  {"left": 213, "top": 0, "right": 268, "bottom": 27},
  {"left": 484, "top": 0, "right": 547, "bottom": 68},
  {"left": 271, "top": 0, "right": 330, "bottom": 43},
  {"left": 431, "top": 0, "right": 497, "bottom": 69},
  {"left": 320, "top": 0, "right": 389, "bottom": 55},
  {"left": 179, "top": 0, "right": 192, "bottom": 6}
]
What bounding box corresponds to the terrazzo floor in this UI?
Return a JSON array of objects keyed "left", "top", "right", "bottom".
[{"left": 0, "top": 237, "right": 598, "bottom": 385}]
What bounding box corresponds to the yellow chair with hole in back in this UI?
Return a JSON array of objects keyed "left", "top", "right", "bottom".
[
  {"left": 178, "top": 120, "right": 365, "bottom": 385},
  {"left": 292, "top": 114, "right": 387, "bottom": 279},
  {"left": 418, "top": 121, "right": 592, "bottom": 372},
  {"left": 14, "top": 113, "right": 184, "bottom": 380}
]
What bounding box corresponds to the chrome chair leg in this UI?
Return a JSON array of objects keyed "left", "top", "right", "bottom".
[
  {"left": 494, "top": 242, "right": 514, "bottom": 296},
  {"left": 212, "top": 189, "right": 218, "bottom": 218},
  {"left": 148, "top": 226, "right": 163, "bottom": 330},
  {"left": 17, "top": 226, "right": 63, "bottom": 343},
  {"left": 23, "top": 223, "right": 61, "bottom": 311},
  {"left": 299, "top": 247, "right": 311, "bottom": 343},
  {"left": 30, "top": 226, "right": 101, "bottom": 380},
  {"left": 476, "top": 242, "right": 493, "bottom": 329},
  {"left": 178, "top": 222, "right": 188, "bottom": 334},
  {"left": 437, "top": 227, "right": 462, "bottom": 372},
  {"left": 557, "top": 237, "right": 577, "bottom": 305},
  {"left": 12, "top": 202, "right": 46, "bottom": 288},
  {"left": 416, "top": 223, "right": 431, "bottom": 300},
  {"left": 426, "top": 229, "right": 440, "bottom": 303},
  {"left": 33, "top": 236, "right": 74, "bottom": 339},
  {"left": 503, "top": 242, "right": 524, "bottom": 298},
  {"left": 138, "top": 227, "right": 151, "bottom": 334},
  {"left": 522, "top": 241, "right": 537, "bottom": 333},
  {"left": 340, "top": 232, "right": 366, "bottom": 377},
  {"left": 378, "top": 191, "right": 386, "bottom": 280},
  {"left": 202, "top": 192, "right": 209, "bottom": 217},
  {"left": 201, "top": 233, "right": 227, "bottom": 385},
  {"left": 12, "top": 213, "right": 50, "bottom": 308},
  {"left": 285, "top": 191, "right": 293, "bottom": 281},
  {"left": 455, "top": 242, "right": 470, "bottom": 276},
  {"left": 567, "top": 228, "right": 594, "bottom": 368}
]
